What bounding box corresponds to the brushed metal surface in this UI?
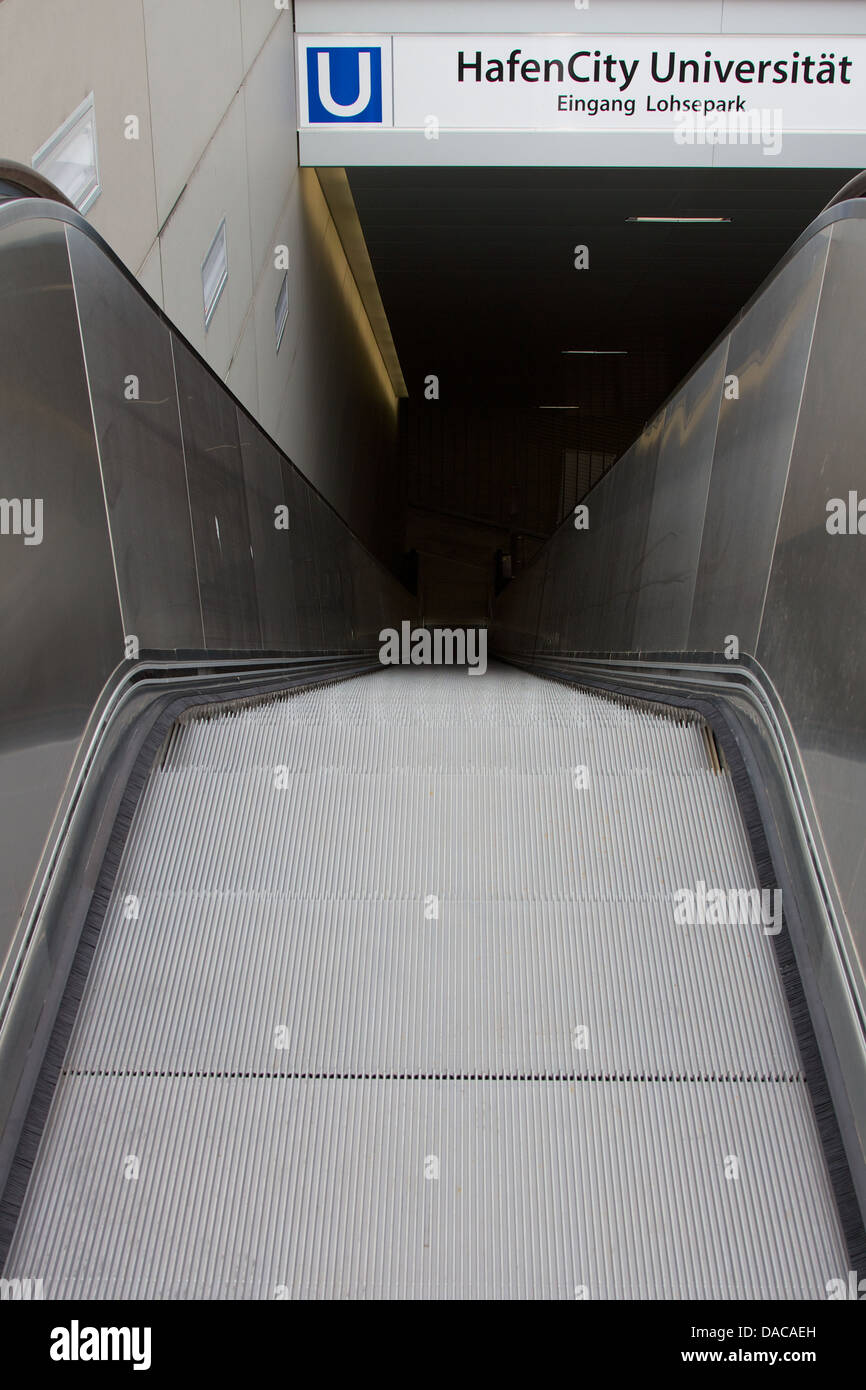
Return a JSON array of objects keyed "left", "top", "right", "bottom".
[
  {"left": 172, "top": 338, "right": 261, "bottom": 651},
  {"left": 633, "top": 341, "right": 727, "bottom": 652},
  {"left": 64, "top": 897, "right": 803, "bottom": 1077},
  {"left": 597, "top": 413, "right": 664, "bottom": 653},
  {"left": 537, "top": 470, "right": 614, "bottom": 654},
  {"left": 280, "top": 464, "right": 324, "bottom": 650},
  {"left": 68, "top": 225, "right": 204, "bottom": 652},
  {"left": 494, "top": 535, "right": 549, "bottom": 658},
  {"left": 491, "top": 563, "right": 535, "bottom": 657},
  {"left": 0, "top": 218, "right": 123, "bottom": 968},
  {"left": 5, "top": 667, "right": 846, "bottom": 1297},
  {"left": 5, "top": 1074, "right": 844, "bottom": 1300},
  {"left": 757, "top": 216, "right": 866, "bottom": 972},
  {"left": 237, "top": 411, "right": 293, "bottom": 652},
  {"left": 347, "top": 540, "right": 380, "bottom": 648},
  {"left": 314, "top": 501, "right": 352, "bottom": 650},
  {"left": 690, "top": 230, "right": 831, "bottom": 654}
]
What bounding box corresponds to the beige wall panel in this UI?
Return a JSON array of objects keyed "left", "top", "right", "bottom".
[
  {"left": 0, "top": 0, "right": 158, "bottom": 272},
  {"left": 272, "top": 170, "right": 399, "bottom": 556},
  {"left": 226, "top": 307, "right": 260, "bottom": 420},
  {"left": 143, "top": 0, "right": 243, "bottom": 227},
  {"left": 159, "top": 92, "right": 254, "bottom": 376},
  {"left": 252, "top": 179, "right": 300, "bottom": 443},
  {"left": 240, "top": 0, "right": 283, "bottom": 70},
  {"left": 136, "top": 238, "right": 164, "bottom": 307},
  {"left": 243, "top": 15, "right": 297, "bottom": 278}
]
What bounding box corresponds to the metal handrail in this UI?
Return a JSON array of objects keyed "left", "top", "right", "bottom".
[
  {"left": 0, "top": 158, "right": 74, "bottom": 208},
  {"left": 823, "top": 168, "right": 866, "bottom": 210}
]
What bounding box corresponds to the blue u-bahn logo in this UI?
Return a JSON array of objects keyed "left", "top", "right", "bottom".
[{"left": 306, "top": 46, "right": 383, "bottom": 123}]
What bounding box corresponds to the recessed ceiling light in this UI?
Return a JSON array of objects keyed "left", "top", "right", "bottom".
[
  {"left": 627, "top": 215, "right": 731, "bottom": 223},
  {"left": 562, "top": 350, "right": 628, "bottom": 355},
  {"left": 539, "top": 405, "right": 580, "bottom": 410}
]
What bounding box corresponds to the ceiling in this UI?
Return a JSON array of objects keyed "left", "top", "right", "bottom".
[{"left": 348, "top": 165, "right": 854, "bottom": 455}]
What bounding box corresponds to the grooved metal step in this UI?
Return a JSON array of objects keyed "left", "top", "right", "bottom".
[{"left": 3, "top": 665, "right": 848, "bottom": 1298}]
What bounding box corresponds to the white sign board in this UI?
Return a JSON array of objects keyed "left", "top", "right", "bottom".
[{"left": 297, "top": 33, "right": 866, "bottom": 165}]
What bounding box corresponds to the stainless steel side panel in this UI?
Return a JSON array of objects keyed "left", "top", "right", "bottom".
[
  {"left": 757, "top": 217, "right": 866, "bottom": 973},
  {"left": 172, "top": 339, "right": 261, "bottom": 651},
  {"left": 67, "top": 226, "right": 204, "bottom": 652},
  {"left": 689, "top": 230, "right": 831, "bottom": 654},
  {"left": 237, "top": 411, "right": 293, "bottom": 652},
  {"left": 632, "top": 341, "right": 727, "bottom": 652},
  {"left": 348, "top": 542, "right": 382, "bottom": 649},
  {"left": 0, "top": 219, "right": 123, "bottom": 967},
  {"left": 537, "top": 469, "right": 613, "bottom": 654},
  {"left": 597, "top": 413, "right": 664, "bottom": 652},
  {"left": 280, "top": 465, "right": 324, "bottom": 651},
  {"left": 491, "top": 564, "right": 536, "bottom": 657},
  {"left": 313, "top": 501, "right": 352, "bottom": 650}
]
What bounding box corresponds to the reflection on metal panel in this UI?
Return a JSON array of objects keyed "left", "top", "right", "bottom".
[
  {"left": 492, "top": 558, "right": 542, "bottom": 657},
  {"left": 594, "top": 443, "right": 646, "bottom": 652},
  {"left": 314, "top": 503, "right": 351, "bottom": 650},
  {"left": 552, "top": 466, "right": 615, "bottom": 653},
  {"left": 172, "top": 338, "right": 261, "bottom": 651},
  {"left": 690, "top": 231, "right": 830, "bottom": 653},
  {"left": 237, "top": 411, "right": 291, "bottom": 652},
  {"left": 0, "top": 218, "right": 123, "bottom": 965},
  {"left": 607, "top": 412, "right": 665, "bottom": 652},
  {"left": 0, "top": 220, "right": 123, "bottom": 732},
  {"left": 757, "top": 217, "right": 866, "bottom": 964},
  {"left": 347, "top": 540, "right": 377, "bottom": 649},
  {"left": 280, "top": 463, "right": 323, "bottom": 651},
  {"left": 633, "top": 341, "right": 727, "bottom": 652},
  {"left": 68, "top": 226, "right": 203, "bottom": 651}
]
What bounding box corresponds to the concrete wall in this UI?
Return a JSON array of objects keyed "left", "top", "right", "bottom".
[{"left": 0, "top": 0, "right": 401, "bottom": 564}]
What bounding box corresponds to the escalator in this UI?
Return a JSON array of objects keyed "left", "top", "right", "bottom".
[
  {"left": 0, "top": 182, "right": 864, "bottom": 1300},
  {"left": 0, "top": 665, "right": 855, "bottom": 1297}
]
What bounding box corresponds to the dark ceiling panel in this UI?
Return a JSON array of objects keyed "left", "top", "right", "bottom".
[
  {"left": 348, "top": 166, "right": 853, "bottom": 445},
  {"left": 347, "top": 165, "right": 854, "bottom": 615}
]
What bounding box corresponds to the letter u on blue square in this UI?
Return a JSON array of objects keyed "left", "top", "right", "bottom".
[{"left": 307, "top": 46, "right": 383, "bottom": 123}]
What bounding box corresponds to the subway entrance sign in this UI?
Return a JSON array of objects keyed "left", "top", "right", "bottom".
[{"left": 296, "top": 33, "right": 866, "bottom": 167}]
